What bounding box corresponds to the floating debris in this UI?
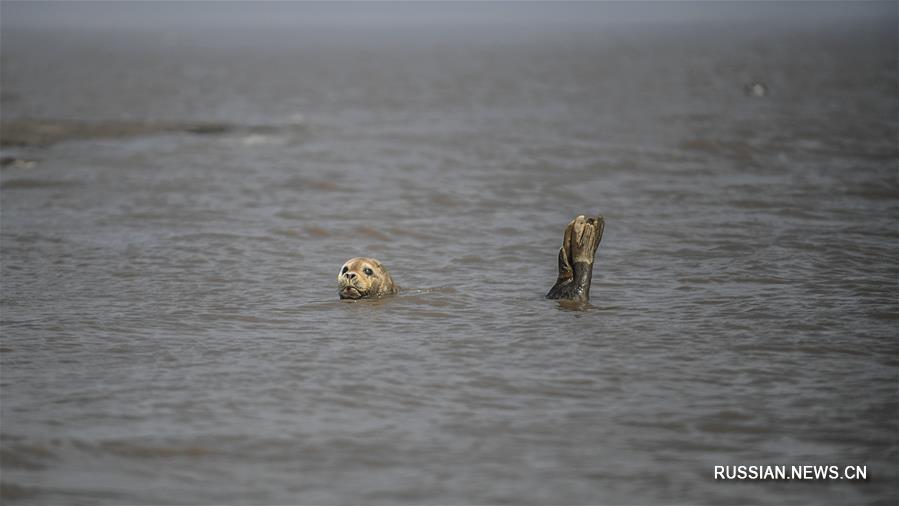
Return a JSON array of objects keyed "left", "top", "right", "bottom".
[
  {"left": 744, "top": 81, "right": 769, "bottom": 97},
  {"left": 0, "top": 156, "right": 37, "bottom": 169}
]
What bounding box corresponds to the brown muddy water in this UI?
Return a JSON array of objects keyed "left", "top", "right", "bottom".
[{"left": 1, "top": 4, "right": 898, "bottom": 505}]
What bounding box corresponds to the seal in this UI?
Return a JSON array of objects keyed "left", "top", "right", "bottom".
[
  {"left": 335, "top": 216, "right": 602, "bottom": 302},
  {"left": 337, "top": 257, "right": 398, "bottom": 300},
  {"left": 546, "top": 215, "right": 604, "bottom": 302}
]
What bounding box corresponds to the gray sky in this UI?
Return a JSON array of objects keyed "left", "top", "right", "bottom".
[{"left": 2, "top": 1, "right": 894, "bottom": 31}]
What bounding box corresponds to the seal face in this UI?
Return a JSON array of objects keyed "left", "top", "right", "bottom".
[{"left": 337, "top": 257, "right": 398, "bottom": 300}]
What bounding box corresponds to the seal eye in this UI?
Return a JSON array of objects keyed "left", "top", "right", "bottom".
[
  {"left": 341, "top": 266, "right": 348, "bottom": 274},
  {"left": 363, "top": 268, "right": 374, "bottom": 276}
]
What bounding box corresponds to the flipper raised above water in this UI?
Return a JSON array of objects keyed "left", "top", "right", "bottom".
[{"left": 546, "top": 215, "right": 604, "bottom": 302}]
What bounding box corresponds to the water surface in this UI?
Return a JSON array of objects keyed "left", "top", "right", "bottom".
[{"left": 1, "top": 9, "right": 897, "bottom": 505}]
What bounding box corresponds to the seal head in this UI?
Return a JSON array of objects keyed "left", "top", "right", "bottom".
[{"left": 337, "top": 257, "right": 398, "bottom": 300}]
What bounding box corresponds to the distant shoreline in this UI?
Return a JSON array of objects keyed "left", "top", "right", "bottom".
[{"left": 0, "top": 119, "right": 291, "bottom": 148}]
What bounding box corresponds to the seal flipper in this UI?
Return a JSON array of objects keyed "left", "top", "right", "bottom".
[{"left": 546, "top": 215, "right": 604, "bottom": 302}]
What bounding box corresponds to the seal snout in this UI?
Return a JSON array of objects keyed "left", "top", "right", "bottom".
[{"left": 340, "top": 285, "right": 362, "bottom": 299}]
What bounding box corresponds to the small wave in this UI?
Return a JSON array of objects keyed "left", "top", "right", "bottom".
[
  {"left": 168, "top": 232, "right": 274, "bottom": 243},
  {"left": 428, "top": 192, "right": 462, "bottom": 207},
  {"left": 0, "top": 482, "right": 37, "bottom": 501},
  {"left": 387, "top": 226, "right": 435, "bottom": 240},
  {"left": 269, "top": 227, "right": 304, "bottom": 239},
  {"left": 0, "top": 157, "right": 38, "bottom": 169},
  {"left": 1, "top": 178, "right": 80, "bottom": 190},
  {"left": 278, "top": 176, "right": 342, "bottom": 192},
  {"left": 453, "top": 254, "right": 484, "bottom": 265},
  {"left": 239, "top": 134, "right": 283, "bottom": 146},
  {"left": 0, "top": 119, "right": 302, "bottom": 148},
  {"left": 0, "top": 442, "right": 56, "bottom": 471},
  {"left": 1, "top": 232, "right": 65, "bottom": 244},
  {"left": 305, "top": 225, "right": 331, "bottom": 238},
  {"left": 399, "top": 286, "right": 458, "bottom": 296},
  {"left": 354, "top": 226, "right": 391, "bottom": 241},
  {"left": 93, "top": 441, "right": 210, "bottom": 459},
  {"left": 678, "top": 138, "right": 756, "bottom": 160},
  {"left": 552, "top": 299, "right": 599, "bottom": 312}
]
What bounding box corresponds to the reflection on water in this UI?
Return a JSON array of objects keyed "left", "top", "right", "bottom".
[{"left": 1, "top": 9, "right": 898, "bottom": 506}]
